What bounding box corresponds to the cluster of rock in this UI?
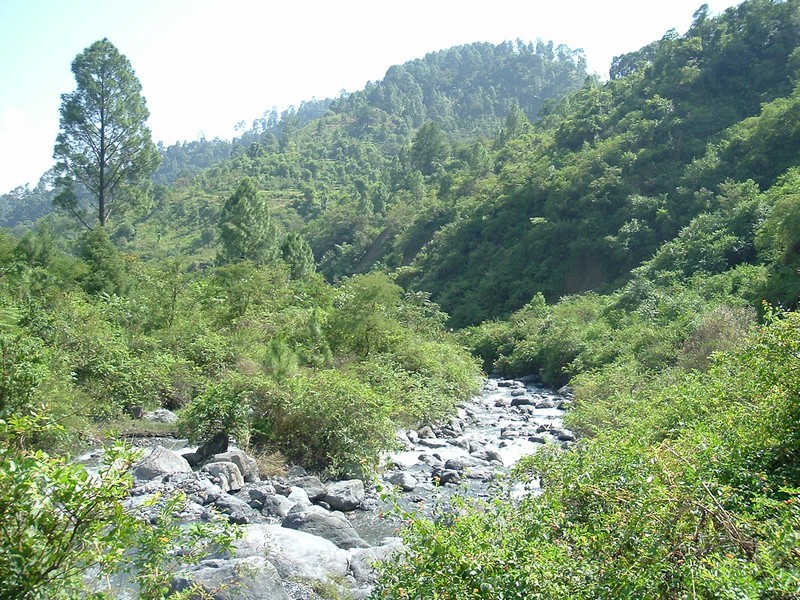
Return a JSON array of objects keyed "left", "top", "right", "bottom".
[
  {"left": 121, "top": 434, "right": 399, "bottom": 600},
  {"left": 380, "top": 378, "right": 574, "bottom": 508},
  {"left": 100, "top": 378, "right": 574, "bottom": 598}
]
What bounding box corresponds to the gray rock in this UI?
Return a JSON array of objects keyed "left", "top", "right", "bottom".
[
  {"left": 418, "top": 438, "right": 449, "bottom": 449},
  {"left": 282, "top": 504, "right": 369, "bottom": 549},
  {"left": 535, "top": 399, "right": 556, "bottom": 409},
  {"left": 212, "top": 450, "right": 259, "bottom": 482},
  {"left": 555, "top": 429, "right": 576, "bottom": 442},
  {"left": 323, "top": 479, "right": 364, "bottom": 512},
  {"left": 213, "top": 494, "right": 263, "bottom": 525},
  {"left": 497, "top": 379, "right": 523, "bottom": 388},
  {"left": 202, "top": 461, "right": 245, "bottom": 493},
  {"left": 261, "top": 493, "right": 295, "bottom": 519},
  {"left": 185, "top": 432, "right": 230, "bottom": 468},
  {"left": 132, "top": 446, "right": 192, "bottom": 480},
  {"left": 172, "top": 556, "right": 290, "bottom": 600},
  {"left": 468, "top": 440, "right": 485, "bottom": 454},
  {"left": 509, "top": 396, "right": 535, "bottom": 407},
  {"left": 465, "top": 466, "right": 496, "bottom": 481},
  {"left": 443, "top": 457, "right": 475, "bottom": 471},
  {"left": 288, "top": 475, "right": 327, "bottom": 501},
  {"left": 246, "top": 483, "right": 277, "bottom": 509},
  {"left": 417, "top": 426, "right": 436, "bottom": 439},
  {"left": 483, "top": 447, "right": 504, "bottom": 463},
  {"left": 449, "top": 437, "right": 471, "bottom": 450},
  {"left": 418, "top": 453, "right": 443, "bottom": 468},
  {"left": 433, "top": 469, "right": 461, "bottom": 485},
  {"left": 236, "top": 523, "right": 350, "bottom": 582},
  {"left": 287, "top": 486, "right": 312, "bottom": 507},
  {"left": 143, "top": 408, "right": 179, "bottom": 424},
  {"left": 386, "top": 471, "right": 418, "bottom": 491},
  {"left": 395, "top": 430, "right": 414, "bottom": 450},
  {"left": 348, "top": 539, "right": 403, "bottom": 584}
]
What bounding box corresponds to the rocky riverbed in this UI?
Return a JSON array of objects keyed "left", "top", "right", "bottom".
[{"left": 90, "top": 377, "right": 573, "bottom": 599}]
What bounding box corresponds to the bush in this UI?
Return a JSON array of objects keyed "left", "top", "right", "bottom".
[
  {"left": 251, "top": 369, "right": 396, "bottom": 479},
  {"left": 177, "top": 377, "right": 252, "bottom": 445},
  {"left": 375, "top": 310, "right": 800, "bottom": 598},
  {"left": 0, "top": 416, "right": 135, "bottom": 599}
]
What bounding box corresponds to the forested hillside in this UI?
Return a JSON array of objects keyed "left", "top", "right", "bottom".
[{"left": 3, "top": 0, "right": 800, "bottom": 596}]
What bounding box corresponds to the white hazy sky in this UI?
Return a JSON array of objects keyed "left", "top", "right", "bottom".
[{"left": 0, "top": 0, "right": 742, "bottom": 194}]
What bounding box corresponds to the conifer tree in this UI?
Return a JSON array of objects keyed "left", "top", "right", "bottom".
[
  {"left": 218, "top": 177, "right": 276, "bottom": 264},
  {"left": 281, "top": 232, "right": 316, "bottom": 279},
  {"left": 53, "top": 39, "right": 159, "bottom": 228}
]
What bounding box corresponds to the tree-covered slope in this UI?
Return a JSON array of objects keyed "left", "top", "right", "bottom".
[
  {"left": 401, "top": 0, "right": 800, "bottom": 326},
  {"left": 98, "top": 40, "right": 588, "bottom": 274}
]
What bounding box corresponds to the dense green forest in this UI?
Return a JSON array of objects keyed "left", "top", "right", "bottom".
[{"left": 2, "top": 0, "right": 800, "bottom": 597}]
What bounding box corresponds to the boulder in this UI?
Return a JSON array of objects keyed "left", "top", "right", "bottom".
[
  {"left": 282, "top": 504, "right": 369, "bottom": 549},
  {"left": 288, "top": 475, "right": 327, "bottom": 501},
  {"left": 395, "top": 430, "right": 414, "bottom": 450},
  {"left": 386, "top": 471, "right": 418, "bottom": 492},
  {"left": 323, "top": 479, "right": 364, "bottom": 512},
  {"left": 201, "top": 461, "right": 245, "bottom": 493},
  {"left": 246, "top": 483, "right": 277, "bottom": 510},
  {"left": 417, "top": 438, "right": 449, "bottom": 449},
  {"left": 212, "top": 450, "right": 259, "bottom": 482},
  {"left": 236, "top": 523, "right": 350, "bottom": 582},
  {"left": 433, "top": 469, "right": 461, "bottom": 485},
  {"left": 132, "top": 446, "right": 192, "bottom": 480},
  {"left": 143, "top": 408, "right": 178, "bottom": 424},
  {"left": 465, "top": 466, "right": 496, "bottom": 481},
  {"left": 213, "top": 494, "right": 263, "bottom": 525},
  {"left": 555, "top": 429, "right": 576, "bottom": 442},
  {"left": 557, "top": 385, "right": 575, "bottom": 399},
  {"left": 444, "top": 457, "right": 479, "bottom": 471},
  {"left": 417, "top": 426, "right": 436, "bottom": 439},
  {"left": 172, "top": 556, "right": 290, "bottom": 600},
  {"left": 348, "top": 539, "right": 403, "bottom": 584},
  {"left": 286, "top": 486, "right": 312, "bottom": 507},
  {"left": 184, "top": 432, "right": 229, "bottom": 468},
  {"left": 261, "top": 493, "right": 295, "bottom": 519},
  {"left": 509, "top": 396, "right": 535, "bottom": 407}
]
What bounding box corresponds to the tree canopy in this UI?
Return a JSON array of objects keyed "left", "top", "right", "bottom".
[{"left": 53, "top": 38, "right": 160, "bottom": 228}]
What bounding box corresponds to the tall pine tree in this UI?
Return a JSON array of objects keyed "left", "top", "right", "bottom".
[{"left": 53, "top": 39, "right": 159, "bottom": 228}]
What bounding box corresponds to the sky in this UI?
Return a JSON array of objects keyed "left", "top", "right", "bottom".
[{"left": 0, "top": 0, "right": 743, "bottom": 195}]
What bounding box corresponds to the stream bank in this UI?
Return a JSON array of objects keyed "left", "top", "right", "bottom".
[{"left": 90, "top": 377, "right": 573, "bottom": 599}]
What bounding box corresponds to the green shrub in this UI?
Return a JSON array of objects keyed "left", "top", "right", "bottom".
[
  {"left": 251, "top": 369, "right": 396, "bottom": 479},
  {"left": 0, "top": 416, "right": 136, "bottom": 599},
  {"left": 177, "top": 377, "right": 252, "bottom": 445}
]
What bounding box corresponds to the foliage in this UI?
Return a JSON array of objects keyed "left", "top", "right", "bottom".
[
  {"left": 218, "top": 176, "right": 278, "bottom": 265},
  {"left": 177, "top": 376, "right": 252, "bottom": 446},
  {"left": 123, "top": 491, "right": 239, "bottom": 599},
  {"left": 374, "top": 310, "right": 800, "bottom": 599},
  {"left": 0, "top": 415, "right": 136, "bottom": 599},
  {"left": 53, "top": 38, "right": 160, "bottom": 228}
]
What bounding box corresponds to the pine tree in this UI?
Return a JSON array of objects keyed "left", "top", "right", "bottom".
[
  {"left": 53, "top": 39, "right": 159, "bottom": 228},
  {"left": 218, "top": 177, "right": 276, "bottom": 264},
  {"left": 281, "top": 232, "right": 316, "bottom": 279}
]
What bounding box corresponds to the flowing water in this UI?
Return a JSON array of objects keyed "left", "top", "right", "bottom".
[{"left": 351, "top": 378, "right": 571, "bottom": 544}]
